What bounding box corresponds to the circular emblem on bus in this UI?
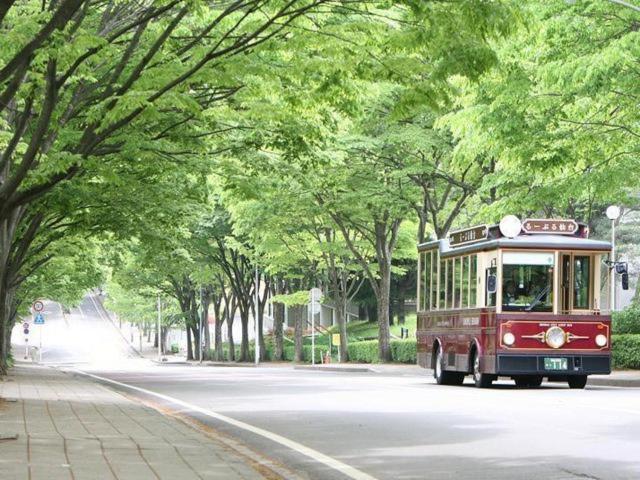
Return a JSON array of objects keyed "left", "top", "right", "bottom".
[{"left": 545, "top": 326, "right": 566, "bottom": 349}]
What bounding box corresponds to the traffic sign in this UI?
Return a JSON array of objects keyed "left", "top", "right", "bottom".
[
  {"left": 23, "top": 322, "right": 29, "bottom": 329},
  {"left": 33, "top": 300, "right": 44, "bottom": 312},
  {"left": 34, "top": 314, "right": 44, "bottom": 325}
]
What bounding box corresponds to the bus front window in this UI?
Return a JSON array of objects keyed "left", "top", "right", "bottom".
[{"left": 502, "top": 252, "right": 554, "bottom": 312}]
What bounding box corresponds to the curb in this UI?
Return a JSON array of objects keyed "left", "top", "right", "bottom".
[
  {"left": 151, "top": 359, "right": 190, "bottom": 365},
  {"left": 294, "top": 365, "right": 373, "bottom": 373},
  {"left": 588, "top": 378, "right": 640, "bottom": 388},
  {"left": 205, "top": 362, "right": 257, "bottom": 368}
]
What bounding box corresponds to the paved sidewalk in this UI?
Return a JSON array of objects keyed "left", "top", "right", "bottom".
[{"left": 0, "top": 364, "right": 275, "bottom": 480}]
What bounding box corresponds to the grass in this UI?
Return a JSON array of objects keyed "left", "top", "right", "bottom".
[{"left": 307, "top": 313, "right": 417, "bottom": 344}]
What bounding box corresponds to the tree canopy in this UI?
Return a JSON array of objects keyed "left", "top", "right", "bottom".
[{"left": 1, "top": 0, "right": 638, "bottom": 369}]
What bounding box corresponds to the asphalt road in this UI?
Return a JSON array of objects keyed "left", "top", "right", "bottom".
[{"left": 14, "top": 296, "right": 640, "bottom": 480}]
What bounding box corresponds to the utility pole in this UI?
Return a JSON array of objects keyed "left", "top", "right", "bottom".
[
  {"left": 157, "top": 295, "right": 162, "bottom": 361},
  {"left": 254, "top": 266, "right": 260, "bottom": 365}
]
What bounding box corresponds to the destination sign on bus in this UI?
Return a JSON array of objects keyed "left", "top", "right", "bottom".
[
  {"left": 449, "top": 225, "right": 488, "bottom": 247},
  {"left": 522, "top": 219, "right": 577, "bottom": 235}
]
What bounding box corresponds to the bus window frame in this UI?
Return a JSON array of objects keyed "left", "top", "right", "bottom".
[{"left": 499, "top": 248, "right": 605, "bottom": 315}]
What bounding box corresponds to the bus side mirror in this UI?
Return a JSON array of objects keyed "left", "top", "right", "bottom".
[
  {"left": 622, "top": 273, "right": 629, "bottom": 290},
  {"left": 487, "top": 275, "right": 497, "bottom": 294}
]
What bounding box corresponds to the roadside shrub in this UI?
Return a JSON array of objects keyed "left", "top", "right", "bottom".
[
  {"left": 170, "top": 343, "right": 179, "bottom": 354},
  {"left": 390, "top": 339, "right": 417, "bottom": 363},
  {"left": 612, "top": 305, "right": 640, "bottom": 334},
  {"left": 612, "top": 334, "right": 640, "bottom": 369},
  {"left": 282, "top": 345, "right": 325, "bottom": 362},
  {"left": 347, "top": 340, "right": 379, "bottom": 363}
]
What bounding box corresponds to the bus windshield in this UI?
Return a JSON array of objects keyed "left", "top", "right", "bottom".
[{"left": 502, "top": 252, "right": 554, "bottom": 312}]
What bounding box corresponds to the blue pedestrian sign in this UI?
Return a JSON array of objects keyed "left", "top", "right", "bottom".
[{"left": 34, "top": 313, "right": 44, "bottom": 325}]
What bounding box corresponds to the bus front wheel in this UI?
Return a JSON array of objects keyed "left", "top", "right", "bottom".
[
  {"left": 434, "top": 345, "right": 464, "bottom": 386},
  {"left": 568, "top": 375, "right": 588, "bottom": 389},
  {"left": 471, "top": 349, "right": 493, "bottom": 388}
]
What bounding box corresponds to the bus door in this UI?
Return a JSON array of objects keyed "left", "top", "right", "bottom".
[{"left": 561, "top": 254, "right": 571, "bottom": 313}]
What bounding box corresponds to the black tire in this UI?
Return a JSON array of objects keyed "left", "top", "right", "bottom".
[
  {"left": 434, "top": 345, "right": 465, "bottom": 386},
  {"left": 528, "top": 375, "right": 543, "bottom": 387},
  {"left": 514, "top": 375, "right": 543, "bottom": 388},
  {"left": 471, "top": 349, "right": 493, "bottom": 388},
  {"left": 568, "top": 375, "right": 588, "bottom": 389}
]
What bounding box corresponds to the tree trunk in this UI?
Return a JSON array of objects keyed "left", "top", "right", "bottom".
[
  {"left": 366, "top": 304, "right": 377, "bottom": 322},
  {"left": 397, "top": 286, "right": 406, "bottom": 325},
  {"left": 335, "top": 298, "right": 348, "bottom": 362},
  {"left": 202, "top": 292, "right": 211, "bottom": 360},
  {"left": 213, "top": 296, "right": 224, "bottom": 361},
  {"left": 190, "top": 324, "right": 200, "bottom": 361},
  {"left": 161, "top": 326, "right": 168, "bottom": 354},
  {"left": 186, "top": 325, "right": 193, "bottom": 360},
  {"left": 0, "top": 209, "right": 24, "bottom": 374},
  {"left": 239, "top": 304, "right": 249, "bottom": 362},
  {"left": 273, "top": 301, "right": 285, "bottom": 361},
  {"left": 226, "top": 310, "right": 235, "bottom": 361},
  {"left": 376, "top": 264, "right": 392, "bottom": 362},
  {"left": 292, "top": 305, "right": 304, "bottom": 362}
]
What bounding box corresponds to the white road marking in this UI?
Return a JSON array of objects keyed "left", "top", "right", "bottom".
[{"left": 73, "top": 370, "right": 378, "bottom": 480}]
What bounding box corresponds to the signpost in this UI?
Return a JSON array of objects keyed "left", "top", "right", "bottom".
[
  {"left": 29, "top": 301, "right": 44, "bottom": 363},
  {"left": 332, "top": 334, "right": 341, "bottom": 363},
  {"left": 23, "top": 322, "right": 29, "bottom": 359},
  {"left": 34, "top": 314, "right": 44, "bottom": 363}
]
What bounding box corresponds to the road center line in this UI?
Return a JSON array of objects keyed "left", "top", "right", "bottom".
[{"left": 73, "top": 370, "right": 379, "bottom": 480}]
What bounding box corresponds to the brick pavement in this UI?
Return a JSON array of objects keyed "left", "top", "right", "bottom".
[{"left": 0, "top": 364, "right": 276, "bottom": 480}]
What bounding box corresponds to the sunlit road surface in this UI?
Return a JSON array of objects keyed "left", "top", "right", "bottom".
[
  {"left": 12, "top": 295, "right": 139, "bottom": 368},
  {"left": 13, "top": 297, "right": 640, "bottom": 480}
]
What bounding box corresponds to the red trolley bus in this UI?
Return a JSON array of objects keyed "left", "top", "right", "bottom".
[{"left": 416, "top": 217, "right": 613, "bottom": 389}]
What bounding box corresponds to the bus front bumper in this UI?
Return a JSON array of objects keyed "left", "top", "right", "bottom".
[{"left": 497, "top": 354, "right": 611, "bottom": 376}]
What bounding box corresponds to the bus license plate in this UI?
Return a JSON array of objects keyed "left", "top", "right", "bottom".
[{"left": 544, "top": 358, "right": 568, "bottom": 370}]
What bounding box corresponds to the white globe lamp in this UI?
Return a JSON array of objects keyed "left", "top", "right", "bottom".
[
  {"left": 499, "top": 215, "right": 522, "bottom": 238},
  {"left": 606, "top": 205, "right": 620, "bottom": 220}
]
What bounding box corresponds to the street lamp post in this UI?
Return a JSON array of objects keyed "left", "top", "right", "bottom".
[
  {"left": 199, "top": 286, "right": 204, "bottom": 364},
  {"left": 157, "top": 295, "right": 162, "bottom": 361},
  {"left": 606, "top": 205, "right": 621, "bottom": 312}
]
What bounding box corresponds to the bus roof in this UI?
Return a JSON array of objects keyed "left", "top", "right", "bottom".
[{"left": 418, "top": 232, "right": 611, "bottom": 257}]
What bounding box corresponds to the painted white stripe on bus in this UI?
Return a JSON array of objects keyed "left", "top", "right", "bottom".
[{"left": 74, "top": 370, "right": 378, "bottom": 480}]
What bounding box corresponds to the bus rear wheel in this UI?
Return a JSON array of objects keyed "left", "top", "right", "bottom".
[
  {"left": 568, "top": 375, "right": 588, "bottom": 389},
  {"left": 471, "top": 350, "right": 493, "bottom": 388},
  {"left": 434, "top": 345, "right": 464, "bottom": 386}
]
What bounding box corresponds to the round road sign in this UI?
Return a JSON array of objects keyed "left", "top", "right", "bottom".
[
  {"left": 33, "top": 300, "right": 44, "bottom": 312},
  {"left": 23, "top": 322, "right": 29, "bottom": 329}
]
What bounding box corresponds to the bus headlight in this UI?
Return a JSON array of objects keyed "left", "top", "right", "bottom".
[
  {"left": 503, "top": 332, "right": 515, "bottom": 346},
  {"left": 545, "top": 326, "right": 566, "bottom": 349},
  {"left": 595, "top": 334, "right": 608, "bottom": 347}
]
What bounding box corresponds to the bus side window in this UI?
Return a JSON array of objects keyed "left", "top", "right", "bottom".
[{"left": 486, "top": 267, "right": 497, "bottom": 307}]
